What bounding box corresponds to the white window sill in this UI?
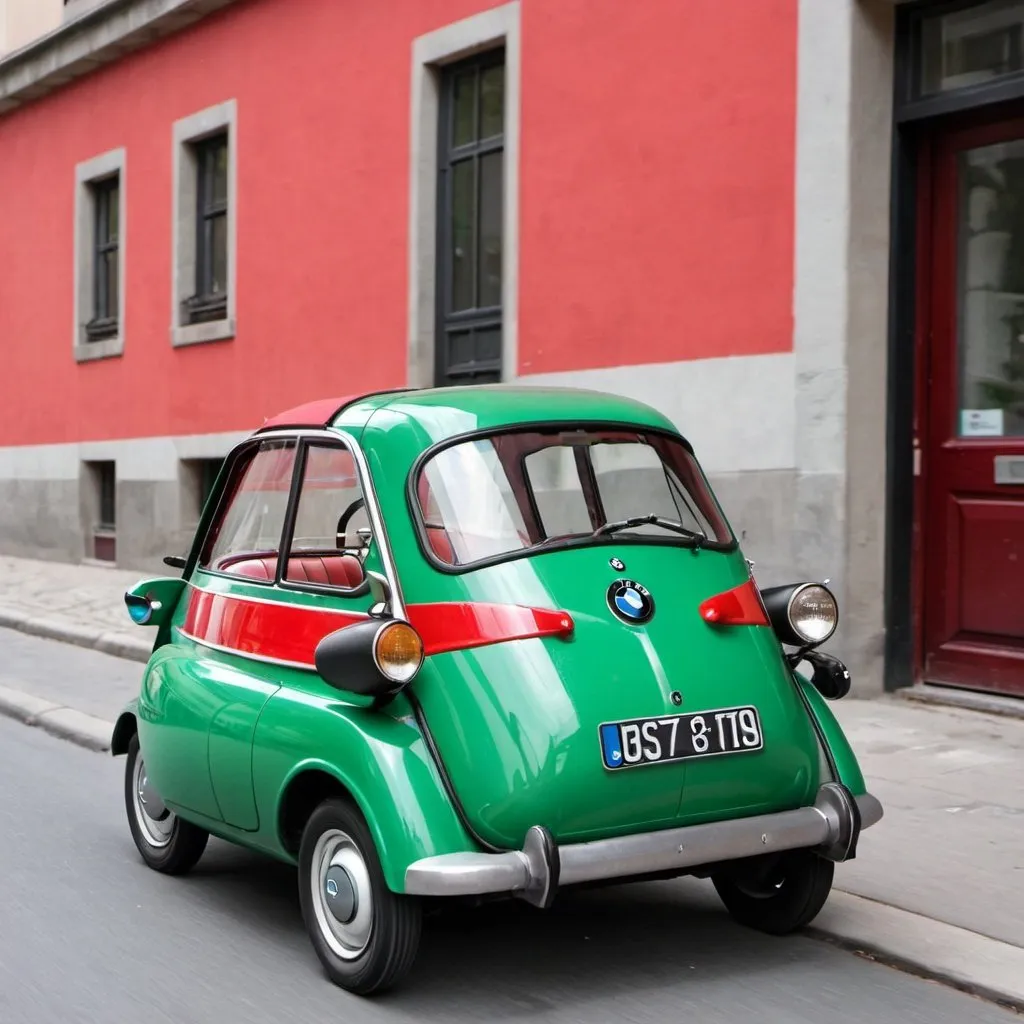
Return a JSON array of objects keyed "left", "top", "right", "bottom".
[
  {"left": 171, "top": 317, "right": 236, "bottom": 348},
  {"left": 74, "top": 335, "right": 124, "bottom": 363}
]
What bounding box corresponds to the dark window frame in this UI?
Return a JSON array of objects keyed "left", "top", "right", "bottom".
[
  {"left": 186, "top": 132, "right": 229, "bottom": 325},
  {"left": 434, "top": 48, "right": 506, "bottom": 386},
  {"left": 86, "top": 174, "right": 120, "bottom": 342}
]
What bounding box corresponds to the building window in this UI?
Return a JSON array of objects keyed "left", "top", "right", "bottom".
[
  {"left": 188, "top": 134, "right": 229, "bottom": 325},
  {"left": 435, "top": 49, "right": 505, "bottom": 387},
  {"left": 919, "top": 1, "right": 1024, "bottom": 96},
  {"left": 181, "top": 456, "right": 226, "bottom": 527},
  {"left": 84, "top": 460, "right": 117, "bottom": 562},
  {"left": 172, "top": 100, "right": 237, "bottom": 348},
  {"left": 87, "top": 175, "right": 120, "bottom": 341},
  {"left": 74, "top": 148, "right": 126, "bottom": 362}
]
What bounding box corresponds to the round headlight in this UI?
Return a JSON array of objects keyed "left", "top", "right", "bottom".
[
  {"left": 373, "top": 621, "right": 424, "bottom": 684},
  {"left": 788, "top": 584, "right": 838, "bottom": 645}
]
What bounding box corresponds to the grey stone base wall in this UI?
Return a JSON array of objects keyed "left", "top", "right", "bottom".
[{"left": 0, "top": 477, "right": 193, "bottom": 575}]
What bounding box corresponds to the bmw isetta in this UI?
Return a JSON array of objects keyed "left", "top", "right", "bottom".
[{"left": 113, "top": 386, "right": 882, "bottom": 995}]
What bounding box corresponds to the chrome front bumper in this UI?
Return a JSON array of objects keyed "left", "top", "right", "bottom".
[{"left": 405, "top": 783, "right": 882, "bottom": 908}]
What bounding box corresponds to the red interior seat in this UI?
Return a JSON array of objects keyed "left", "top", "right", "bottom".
[{"left": 221, "top": 553, "right": 364, "bottom": 589}]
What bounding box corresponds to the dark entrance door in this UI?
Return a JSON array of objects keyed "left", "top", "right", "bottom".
[{"left": 921, "top": 117, "right": 1024, "bottom": 697}]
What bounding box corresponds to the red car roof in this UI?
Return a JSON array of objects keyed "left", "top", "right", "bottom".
[{"left": 260, "top": 389, "right": 416, "bottom": 430}]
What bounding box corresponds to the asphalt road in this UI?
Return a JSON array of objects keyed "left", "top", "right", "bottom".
[
  {"left": 1, "top": 628, "right": 142, "bottom": 722},
  {"left": 0, "top": 711, "right": 1017, "bottom": 1024}
]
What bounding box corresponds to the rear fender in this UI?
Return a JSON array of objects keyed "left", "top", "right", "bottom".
[
  {"left": 794, "top": 671, "right": 866, "bottom": 795},
  {"left": 257, "top": 700, "right": 476, "bottom": 893}
]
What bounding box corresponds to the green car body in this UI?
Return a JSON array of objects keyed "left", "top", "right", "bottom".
[{"left": 113, "top": 385, "right": 881, "bottom": 994}]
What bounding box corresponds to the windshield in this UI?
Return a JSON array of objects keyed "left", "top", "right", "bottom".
[{"left": 414, "top": 427, "right": 734, "bottom": 568}]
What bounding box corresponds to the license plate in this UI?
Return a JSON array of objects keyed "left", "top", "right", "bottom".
[{"left": 599, "top": 705, "right": 763, "bottom": 770}]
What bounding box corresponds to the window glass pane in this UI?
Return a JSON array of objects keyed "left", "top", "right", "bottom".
[
  {"left": 478, "top": 151, "right": 503, "bottom": 308},
  {"left": 203, "top": 441, "right": 296, "bottom": 573},
  {"left": 524, "top": 447, "right": 592, "bottom": 536},
  {"left": 957, "top": 139, "right": 1024, "bottom": 437},
  {"left": 452, "top": 70, "right": 476, "bottom": 147},
  {"left": 106, "top": 183, "right": 119, "bottom": 241},
  {"left": 450, "top": 160, "right": 476, "bottom": 311},
  {"left": 285, "top": 445, "right": 370, "bottom": 587},
  {"left": 105, "top": 250, "right": 118, "bottom": 318},
  {"left": 421, "top": 440, "right": 529, "bottom": 564},
  {"left": 921, "top": 1, "right": 1024, "bottom": 95},
  {"left": 480, "top": 63, "right": 504, "bottom": 138},
  {"left": 211, "top": 140, "right": 228, "bottom": 204},
  {"left": 210, "top": 213, "right": 228, "bottom": 295},
  {"left": 94, "top": 246, "right": 107, "bottom": 317}
]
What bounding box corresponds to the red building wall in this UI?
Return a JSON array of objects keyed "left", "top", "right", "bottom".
[{"left": 0, "top": 0, "right": 796, "bottom": 448}]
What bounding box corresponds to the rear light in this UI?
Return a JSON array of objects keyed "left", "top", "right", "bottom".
[
  {"left": 699, "top": 580, "right": 769, "bottom": 627},
  {"left": 373, "top": 621, "right": 424, "bottom": 684}
]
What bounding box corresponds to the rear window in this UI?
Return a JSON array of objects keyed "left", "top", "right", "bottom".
[{"left": 414, "top": 427, "right": 734, "bottom": 568}]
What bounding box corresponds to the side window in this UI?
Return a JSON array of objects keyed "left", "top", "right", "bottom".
[
  {"left": 199, "top": 439, "right": 297, "bottom": 579},
  {"left": 282, "top": 443, "right": 370, "bottom": 591}
]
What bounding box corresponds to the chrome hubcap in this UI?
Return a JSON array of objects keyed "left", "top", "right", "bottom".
[
  {"left": 132, "top": 753, "right": 174, "bottom": 848},
  {"left": 311, "top": 829, "right": 372, "bottom": 959}
]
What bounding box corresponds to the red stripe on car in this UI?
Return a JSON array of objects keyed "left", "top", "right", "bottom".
[{"left": 181, "top": 589, "right": 574, "bottom": 666}]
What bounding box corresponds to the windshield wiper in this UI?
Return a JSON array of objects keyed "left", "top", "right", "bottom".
[{"left": 591, "top": 514, "right": 706, "bottom": 547}]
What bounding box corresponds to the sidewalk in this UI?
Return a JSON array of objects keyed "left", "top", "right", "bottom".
[{"left": 0, "top": 553, "right": 1022, "bottom": 1008}]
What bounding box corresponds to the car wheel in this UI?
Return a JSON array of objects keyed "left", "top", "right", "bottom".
[
  {"left": 124, "top": 733, "right": 209, "bottom": 875},
  {"left": 298, "top": 797, "right": 422, "bottom": 996},
  {"left": 712, "top": 849, "right": 834, "bottom": 935}
]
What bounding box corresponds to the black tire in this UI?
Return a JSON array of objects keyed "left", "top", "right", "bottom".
[
  {"left": 298, "top": 798, "right": 421, "bottom": 996},
  {"left": 124, "top": 733, "right": 209, "bottom": 875},
  {"left": 712, "top": 849, "right": 834, "bottom": 935}
]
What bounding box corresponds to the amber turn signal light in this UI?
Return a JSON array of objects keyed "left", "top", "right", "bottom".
[{"left": 373, "top": 621, "right": 424, "bottom": 684}]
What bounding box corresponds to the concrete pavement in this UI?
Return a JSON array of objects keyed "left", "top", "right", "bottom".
[
  {"left": 0, "top": 553, "right": 1022, "bottom": 1011},
  {"left": 0, "top": 554, "right": 151, "bottom": 662}
]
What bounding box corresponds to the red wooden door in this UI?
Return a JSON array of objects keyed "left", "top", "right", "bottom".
[{"left": 922, "top": 118, "right": 1024, "bottom": 698}]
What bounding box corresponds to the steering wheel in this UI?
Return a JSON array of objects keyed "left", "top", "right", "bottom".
[{"left": 335, "top": 498, "right": 366, "bottom": 551}]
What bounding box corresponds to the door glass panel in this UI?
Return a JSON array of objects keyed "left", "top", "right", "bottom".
[
  {"left": 201, "top": 440, "right": 297, "bottom": 573},
  {"left": 478, "top": 151, "right": 503, "bottom": 309},
  {"left": 921, "top": 1, "right": 1024, "bottom": 96},
  {"left": 479, "top": 63, "right": 504, "bottom": 138},
  {"left": 452, "top": 70, "right": 476, "bottom": 148},
  {"left": 450, "top": 160, "right": 476, "bottom": 311},
  {"left": 957, "top": 140, "right": 1024, "bottom": 437}
]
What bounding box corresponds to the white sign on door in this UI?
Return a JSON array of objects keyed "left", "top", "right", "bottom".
[{"left": 961, "top": 409, "right": 1004, "bottom": 437}]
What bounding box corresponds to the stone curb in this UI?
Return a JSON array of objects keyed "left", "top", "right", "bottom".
[
  {"left": 0, "top": 605, "right": 151, "bottom": 663},
  {"left": 811, "top": 890, "right": 1024, "bottom": 1012},
  {"left": 0, "top": 683, "right": 112, "bottom": 752},
  {"left": 896, "top": 683, "right": 1024, "bottom": 721}
]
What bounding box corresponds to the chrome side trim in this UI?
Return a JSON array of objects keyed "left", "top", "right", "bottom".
[
  {"left": 175, "top": 627, "right": 315, "bottom": 673},
  {"left": 404, "top": 788, "right": 883, "bottom": 898}
]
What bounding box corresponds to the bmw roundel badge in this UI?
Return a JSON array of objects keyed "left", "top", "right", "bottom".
[{"left": 607, "top": 578, "right": 654, "bottom": 624}]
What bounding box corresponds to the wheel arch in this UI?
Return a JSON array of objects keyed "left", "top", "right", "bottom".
[
  {"left": 278, "top": 766, "right": 360, "bottom": 859},
  {"left": 111, "top": 706, "right": 139, "bottom": 757}
]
